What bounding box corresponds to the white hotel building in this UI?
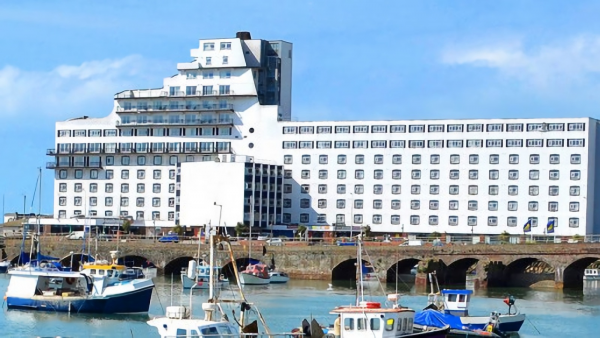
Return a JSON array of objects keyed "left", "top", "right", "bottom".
[{"left": 47, "top": 31, "right": 600, "bottom": 237}]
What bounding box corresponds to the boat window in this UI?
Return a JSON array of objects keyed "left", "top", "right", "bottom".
[
  {"left": 357, "top": 318, "right": 366, "bottom": 331},
  {"left": 385, "top": 319, "right": 394, "bottom": 331},
  {"left": 370, "top": 318, "right": 381, "bottom": 331},
  {"left": 98, "top": 270, "right": 105, "bottom": 276},
  {"left": 401, "top": 318, "right": 407, "bottom": 331},
  {"left": 176, "top": 329, "right": 186, "bottom": 337},
  {"left": 219, "top": 325, "right": 233, "bottom": 335},
  {"left": 344, "top": 318, "right": 354, "bottom": 331},
  {"left": 201, "top": 327, "right": 219, "bottom": 335},
  {"left": 458, "top": 294, "right": 466, "bottom": 302},
  {"left": 107, "top": 270, "right": 114, "bottom": 277},
  {"left": 91, "top": 269, "right": 97, "bottom": 275},
  {"left": 191, "top": 330, "right": 200, "bottom": 338},
  {"left": 408, "top": 318, "right": 413, "bottom": 331},
  {"left": 447, "top": 294, "right": 457, "bottom": 302}
]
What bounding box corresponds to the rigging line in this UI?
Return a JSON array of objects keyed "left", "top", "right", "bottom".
[
  {"left": 30, "top": 173, "right": 40, "bottom": 210},
  {"left": 362, "top": 246, "right": 386, "bottom": 297},
  {"left": 153, "top": 285, "right": 165, "bottom": 313}
]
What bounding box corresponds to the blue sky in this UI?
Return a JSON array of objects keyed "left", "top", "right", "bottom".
[{"left": 1, "top": 1, "right": 599, "bottom": 215}]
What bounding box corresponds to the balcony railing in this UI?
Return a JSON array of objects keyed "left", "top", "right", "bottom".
[
  {"left": 116, "top": 103, "right": 234, "bottom": 113},
  {"left": 117, "top": 118, "right": 234, "bottom": 127},
  {"left": 46, "top": 161, "right": 102, "bottom": 169},
  {"left": 115, "top": 90, "right": 238, "bottom": 99}
]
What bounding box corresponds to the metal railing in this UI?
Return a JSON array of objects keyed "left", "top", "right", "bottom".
[
  {"left": 115, "top": 90, "right": 237, "bottom": 99},
  {"left": 117, "top": 118, "right": 234, "bottom": 126},
  {"left": 116, "top": 103, "right": 234, "bottom": 112}
]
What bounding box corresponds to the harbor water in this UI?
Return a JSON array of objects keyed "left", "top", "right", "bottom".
[{"left": 0, "top": 275, "right": 599, "bottom": 338}]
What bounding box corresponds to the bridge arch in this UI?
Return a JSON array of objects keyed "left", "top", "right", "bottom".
[
  {"left": 444, "top": 258, "right": 479, "bottom": 286},
  {"left": 164, "top": 256, "right": 195, "bottom": 276},
  {"left": 490, "top": 257, "right": 555, "bottom": 288},
  {"left": 58, "top": 253, "right": 95, "bottom": 271},
  {"left": 563, "top": 257, "right": 600, "bottom": 289},
  {"left": 332, "top": 258, "right": 372, "bottom": 283},
  {"left": 117, "top": 255, "right": 153, "bottom": 267},
  {"left": 386, "top": 258, "right": 420, "bottom": 284}
]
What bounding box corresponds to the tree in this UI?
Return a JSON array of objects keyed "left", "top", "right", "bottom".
[
  {"left": 173, "top": 224, "right": 184, "bottom": 235},
  {"left": 499, "top": 231, "right": 510, "bottom": 244},
  {"left": 122, "top": 219, "right": 132, "bottom": 233},
  {"left": 235, "top": 222, "right": 247, "bottom": 237},
  {"left": 363, "top": 225, "right": 372, "bottom": 238},
  {"left": 428, "top": 231, "right": 441, "bottom": 239},
  {"left": 297, "top": 225, "right": 307, "bottom": 239}
]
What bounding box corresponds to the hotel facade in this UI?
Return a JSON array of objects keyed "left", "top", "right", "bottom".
[{"left": 47, "top": 32, "right": 600, "bottom": 237}]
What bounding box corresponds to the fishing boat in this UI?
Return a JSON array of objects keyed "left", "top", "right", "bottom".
[
  {"left": 239, "top": 263, "right": 270, "bottom": 285},
  {"left": 294, "top": 234, "right": 449, "bottom": 338},
  {"left": 181, "top": 260, "right": 229, "bottom": 289},
  {"left": 148, "top": 223, "right": 279, "bottom": 337},
  {"left": 414, "top": 273, "right": 525, "bottom": 335},
  {"left": 5, "top": 250, "right": 154, "bottom": 313}
]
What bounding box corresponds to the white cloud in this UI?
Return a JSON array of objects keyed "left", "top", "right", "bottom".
[
  {"left": 441, "top": 36, "right": 600, "bottom": 88},
  {"left": 0, "top": 55, "right": 170, "bottom": 119}
]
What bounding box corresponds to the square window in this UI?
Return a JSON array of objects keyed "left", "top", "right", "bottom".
[
  {"left": 571, "top": 170, "right": 581, "bottom": 180},
  {"left": 355, "top": 155, "right": 364, "bottom": 164},
  {"left": 488, "top": 201, "right": 498, "bottom": 211},
  {"left": 413, "top": 155, "right": 422, "bottom": 164},
  {"left": 430, "top": 170, "right": 440, "bottom": 180},
  {"left": 489, "top": 170, "right": 499, "bottom": 180},
  {"left": 489, "top": 154, "right": 499, "bottom": 164},
  {"left": 489, "top": 185, "right": 499, "bottom": 195},
  {"left": 549, "top": 170, "right": 560, "bottom": 180},
  {"left": 319, "top": 155, "right": 328, "bottom": 164},
  {"left": 529, "top": 185, "right": 539, "bottom": 196},
  {"left": 529, "top": 154, "right": 540, "bottom": 164},
  {"left": 449, "top": 170, "right": 460, "bottom": 180},
  {"left": 392, "top": 155, "right": 402, "bottom": 164},
  {"left": 430, "top": 155, "right": 440, "bottom": 164},
  {"left": 529, "top": 170, "right": 539, "bottom": 180},
  {"left": 549, "top": 154, "right": 560, "bottom": 164},
  {"left": 508, "top": 170, "right": 519, "bottom": 180},
  {"left": 338, "top": 155, "right": 347, "bottom": 164},
  {"left": 468, "top": 185, "right": 478, "bottom": 195},
  {"left": 449, "top": 200, "right": 459, "bottom": 210},
  {"left": 450, "top": 154, "right": 460, "bottom": 164},
  {"left": 469, "top": 154, "right": 479, "bottom": 164},
  {"left": 571, "top": 154, "right": 581, "bottom": 164},
  {"left": 570, "top": 186, "right": 580, "bottom": 196},
  {"left": 509, "top": 154, "right": 519, "bottom": 164}
]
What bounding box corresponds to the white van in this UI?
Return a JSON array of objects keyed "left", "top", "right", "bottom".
[{"left": 66, "top": 231, "right": 85, "bottom": 240}]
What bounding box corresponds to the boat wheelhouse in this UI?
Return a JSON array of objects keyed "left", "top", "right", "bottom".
[
  {"left": 181, "top": 261, "right": 228, "bottom": 289},
  {"left": 441, "top": 289, "right": 472, "bottom": 316}
]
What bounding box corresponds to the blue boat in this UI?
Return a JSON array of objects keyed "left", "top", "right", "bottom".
[
  {"left": 415, "top": 274, "right": 525, "bottom": 335},
  {"left": 5, "top": 250, "right": 154, "bottom": 314}
]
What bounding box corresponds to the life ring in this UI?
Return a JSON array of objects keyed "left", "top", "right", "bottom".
[{"left": 65, "top": 277, "right": 76, "bottom": 285}]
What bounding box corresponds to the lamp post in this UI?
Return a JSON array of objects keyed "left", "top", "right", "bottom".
[{"left": 471, "top": 226, "right": 474, "bottom": 244}]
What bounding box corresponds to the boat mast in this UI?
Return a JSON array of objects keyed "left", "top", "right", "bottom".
[
  {"left": 37, "top": 167, "right": 41, "bottom": 262},
  {"left": 356, "top": 233, "right": 364, "bottom": 306}
]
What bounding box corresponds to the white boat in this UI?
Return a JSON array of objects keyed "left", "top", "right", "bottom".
[
  {"left": 148, "top": 223, "right": 281, "bottom": 338},
  {"left": 584, "top": 268, "right": 600, "bottom": 280},
  {"left": 239, "top": 263, "right": 271, "bottom": 285},
  {"left": 268, "top": 271, "right": 289, "bottom": 284},
  {"left": 5, "top": 250, "right": 154, "bottom": 313},
  {"left": 181, "top": 261, "right": 229, "bottom": 289}
]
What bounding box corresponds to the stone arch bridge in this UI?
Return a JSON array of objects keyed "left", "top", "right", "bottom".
[{"left": 4, "top": 239, "right": 600, "bottom": 289}]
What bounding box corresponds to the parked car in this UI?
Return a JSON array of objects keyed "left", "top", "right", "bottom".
[
  {"left": 66, "top": 231, "right": 85, "bottom": 240},
  {"left": 158, "top": 232, "right": 179, "bottom": 243},
  {"left": 97, "top": 233, "right": 115, "bottom": 241},
  {"left": 266, "top": 238, "right": 284, "bottom": 246},
  {"left": 257, "top": 235, "right": 270, "bottom": 241}
]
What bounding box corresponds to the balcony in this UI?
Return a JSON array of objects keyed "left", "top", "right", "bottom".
[
  {"left": 116, "top": 103, "right": 234, "bottom": 113},
  {"left": 115, "top": 89, "right": 241, "bottom": 99},
  {"left": 116, "top": 117, "right": 234, "bottom": 127},
  {"left": 46, "top": 161, "right": 102, "bottom": 169},
  {"left": 46, "top": 149, "right": 58, "bottom": 155}
]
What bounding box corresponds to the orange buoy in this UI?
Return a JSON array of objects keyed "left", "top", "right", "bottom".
[{"left": 365, "top": 302, "right": 381, "bottom": 309}]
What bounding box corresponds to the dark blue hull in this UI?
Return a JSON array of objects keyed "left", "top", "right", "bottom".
[
  {"left": 7, "top": 287, "right": 153, "bottom": 314},
  {"left": 0, "top": 266, "right": 8, "bottom": 273},
  {"left": 465, "top": 319, "right": 524, "bottom": 332}
]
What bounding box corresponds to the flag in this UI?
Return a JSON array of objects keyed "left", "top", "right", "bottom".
[
  {"left": 547, "top": 219, "right": 555, "bottom": 234},
  {"left": 523, "top": 219, "right": 531, "bottom": 233}
]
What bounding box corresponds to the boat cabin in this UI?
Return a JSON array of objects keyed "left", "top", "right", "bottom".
[
  {"left": 331, "top": 302, "right": 415, "bottom": 338},
  {"left": 7, "top": 270, "right": 88, "bottom": 299},
  {"left": 80, "top": 263, "right": 129, "bottom": 285},
  {"left": 148, "top": 306, "right": 240, "bottom": 338},
  {"left": 441, "top": 289, "right": 472, "bottom": 316},
  {"left": 585, "top": 269, "right": 599, "bottom": 277},
  {"left": 242, "top": 264, "right": 269, "bottom": 279}
]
